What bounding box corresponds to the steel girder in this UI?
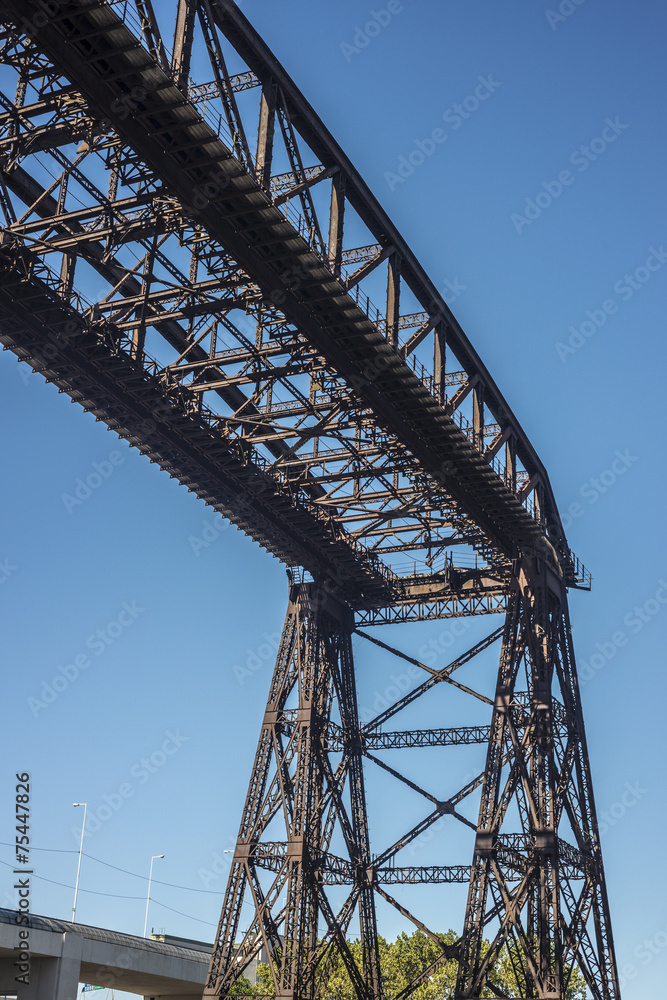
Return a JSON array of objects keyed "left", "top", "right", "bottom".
[
  {"left": 204, "top": 582, "right": 463, "bottom": 1000},
  {"left": 204, "top": 583, "right": 384, "bottom": 1000},
  {"left": 0, "top": 0, "right": 590, "bottom": 604},
  {"left": 454, "top": 565, "right": 619, "bottom": 998},
  {"left": 0, "top": 2, "right": 618, "bottom": 998},
  {"left": 206, "top": 573, "right": 618, "bottom": 1000}
]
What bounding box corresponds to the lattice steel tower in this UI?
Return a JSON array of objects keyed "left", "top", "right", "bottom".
[{"left": 0, "top": 1, "right": 619, "bottom": 997}]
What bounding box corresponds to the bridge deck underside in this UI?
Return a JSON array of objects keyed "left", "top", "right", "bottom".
[{"left": 0, "top": 0, "right": 585, "bottom": 616}]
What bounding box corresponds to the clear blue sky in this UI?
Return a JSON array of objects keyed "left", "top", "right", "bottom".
[{"left": 1, "top": 1, "right": 666, "bottom": 997}]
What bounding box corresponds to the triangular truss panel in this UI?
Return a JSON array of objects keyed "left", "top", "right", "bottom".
[
  {"left": 0, "top": 2, "right": 619, "bottom": 997},
  {"left": 204, "top": 571, "right": 618, "bottom": 1000}
]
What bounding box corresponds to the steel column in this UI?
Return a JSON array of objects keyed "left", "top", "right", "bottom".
[{"left": 204, "top": 581, "right": 379, "bottom": 1000}]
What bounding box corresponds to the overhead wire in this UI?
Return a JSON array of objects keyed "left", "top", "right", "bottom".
[
  {"left": 0, "top": 841, "right": 228, "bottom": 893},
  {"left": 0, "top": 857, "right": 218, "bottom": 926},
  {"left": 0, "top": 839, "right": 255, "bottom": 929}
]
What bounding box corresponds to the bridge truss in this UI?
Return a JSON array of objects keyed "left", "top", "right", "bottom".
[{"left": 0, "top": 1, "right": 619, "bottom": 997}]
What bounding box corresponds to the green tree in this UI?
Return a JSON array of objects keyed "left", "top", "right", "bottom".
[
  {"left": 229, "top": 973, "right": 257, "bottom": 994},
  {"left": 491, "top": 945, "right": 588, "bottom": 999},
  {"left": 248, "top": 928, "right": 588, "bottom": 999},
  {"left": 382, "top": 929, "right": 460, "bottom": 1000},
  {"left": 253, "top": 958, "right": 275, "bottom": 996}
]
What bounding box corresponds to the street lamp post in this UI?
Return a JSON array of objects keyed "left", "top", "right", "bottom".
[
  {"left": 143, "top": 854, "right": 164, "bottom": 937},
  {"left": 72, "top": 803, "right": 87, "bottom": 923}
]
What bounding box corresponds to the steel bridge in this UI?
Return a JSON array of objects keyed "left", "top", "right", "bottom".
[{"left": 0, "top": 2, "right": 619, "bottom": 998}]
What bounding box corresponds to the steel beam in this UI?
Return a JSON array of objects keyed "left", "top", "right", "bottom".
[{"left": 0, "top": 5, "right": 618, "bottom": 997}]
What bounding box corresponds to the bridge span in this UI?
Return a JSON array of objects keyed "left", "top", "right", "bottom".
[{"left": 0, "top": 907, "right": 210, "bottom": 999}]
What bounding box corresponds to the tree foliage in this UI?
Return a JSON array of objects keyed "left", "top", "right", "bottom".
[
  {"left": 229, "top": 973, "right": 257, "bottom": 994},
  {"left": 248, "top": 928, "right": 588, "bottom": 999}
]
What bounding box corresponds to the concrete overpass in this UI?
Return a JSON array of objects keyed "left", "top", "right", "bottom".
[{"left": 0, "top": 907, "right": 211, "bottom": 998}]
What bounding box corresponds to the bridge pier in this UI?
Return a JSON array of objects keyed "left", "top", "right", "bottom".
[
  {"left": 0, "top": 908, "right": 209, "bottom": 998},
  {"left": 205, "top": 581, "right": 380, "bottom": 1000},
  {"left": 0, "top": 931, "right": 82, "bottom": 1000}
]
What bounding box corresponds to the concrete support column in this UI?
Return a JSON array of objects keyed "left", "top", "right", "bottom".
[{"left": 11, "top": 932, "right": 83, "bottom": 1000}]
